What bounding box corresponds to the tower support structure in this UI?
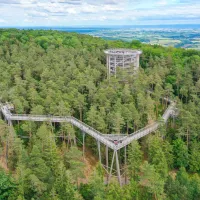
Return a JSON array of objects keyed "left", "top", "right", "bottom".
[{"left": 104, "top": 49, "right": 142, "bottom": 79}]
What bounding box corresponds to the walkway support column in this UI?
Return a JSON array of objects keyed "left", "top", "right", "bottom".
[
  {"left": 106, "top": 145, "right": 109, "bottom": 183},
  {"left": 82, "top": 132, "right": 85, "bottom": 159},
  {"left": 6, "top": 119, "right": 12, "bottom": 167},
  {"left": 107, "top": 54, "right": 109, "bottom": 79},
  {"left": 124, "top": 145, "right": 127, "bottom": 184},
  {"left": 115, "top": 150, "right": 122, "bottom": 186},
  {"left": 114, "top": 56, "right": 117, "bottom": 78},
  {"left": 97, "top": 140, "right": 101, "bottom": 164},
  {"left": 108, "top": 150, "right": 116, "bottom": 183}
]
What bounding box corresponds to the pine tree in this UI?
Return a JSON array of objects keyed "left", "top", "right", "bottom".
[
  {"left": 28, "top": 145, "right": 51, "bottom": 182},
  {"left": 0, "top": 168, "right": 16, "bottom": 200},
  {"left": 53, "top": 162, "right": 79, "bottom": 200},
  {"left": 189, "top": 141, "right": 200, "bottom": 172},
  {"left": 139, "top": 161, "right": 165, "bottom": 200},
  {"left": 127, "top": 141, "right": 143, "bottom": 179},
  {"left": 35, "top": 124, "right": 60, "bottom": 173},
  {"left": 173, "top": 138, "right": 189, "bottom": 168},
  {"left": 89, "top": 164, "right": 105, "bottom": 200},
  {"left": 64, "top": 146, "right": 85, "bottom": 187},
  {"left": 147, "top": 136, "right": 168, "bottom": 178}
]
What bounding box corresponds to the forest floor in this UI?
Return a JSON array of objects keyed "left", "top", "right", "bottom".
[
  {"left": 79, "top": 147, "right": 98, "bottom": 184},
  {"left": 0, "top": 147, "right": 8, "bottom": 171},
  {"left": 0, "top": 157, "right": 8, "bottom": 171},
  {"left": 169, "top": 169, "right": 178, "bottom": 179}
]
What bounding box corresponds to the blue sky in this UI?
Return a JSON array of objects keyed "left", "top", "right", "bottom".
[{"left": 0, "top": 0, "right": 200, "bottom": 26}]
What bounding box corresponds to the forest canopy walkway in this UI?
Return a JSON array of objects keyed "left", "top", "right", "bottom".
[{"left": 0, "top": 100, "right": 177, "bottom": 151}]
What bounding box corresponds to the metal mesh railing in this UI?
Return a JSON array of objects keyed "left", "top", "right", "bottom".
[{"left": 1, "top": 99, "right": 176, "bottom": 150}]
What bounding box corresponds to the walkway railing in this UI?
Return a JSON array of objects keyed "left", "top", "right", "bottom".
[{"left": 0, "top": 100, "right": 176, "bottom": 150}]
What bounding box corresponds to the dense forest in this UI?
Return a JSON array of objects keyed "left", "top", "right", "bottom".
[{"left": 0, "top": 29, "right": 200, "bottom": 200}]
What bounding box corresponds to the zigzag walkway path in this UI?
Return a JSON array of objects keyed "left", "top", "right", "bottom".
[{"left": 0, "top": 100, "right": 176, "bottom": 151}]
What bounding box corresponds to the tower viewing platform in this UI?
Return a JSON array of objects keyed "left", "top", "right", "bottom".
[{"left": 104, "top": 49, "right": 142, "bottom": 78}]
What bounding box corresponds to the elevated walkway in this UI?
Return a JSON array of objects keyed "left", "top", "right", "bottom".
[
  {"left": 0, "top": 100, "right": 177, "bottom": 185},
  {"left": 0, "top": 100, "right": 176, "bottom": 151}
]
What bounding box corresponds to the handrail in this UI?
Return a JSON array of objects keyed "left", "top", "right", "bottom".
[
  {"left": 128, "top": 122, "right": 157, "bottom": 137},
  {"left": 70, "top": 116, "right": 106, "bottom": 136},
  {"left": 115, "top": 103, "right": 176, "bottom": 150},
  {"left": 0, "top": 99, "right": 177, "bottom": 150}
]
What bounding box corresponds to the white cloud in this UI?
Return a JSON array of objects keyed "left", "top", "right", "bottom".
[
  {"left": 0, "top": 19, "right": 6, "bottom": 23},
  {"left": 54, "top": 0, "right": 82, "bottom": 4},
  {"left": 81, "top": 4, "right": 97, "bottom": 13},
  {"left": 99, "top": 16, "right": 107, "bottom": 21},
  {"left": 28, "top": 10, "right": 49, "bottom": 17},
  {"left": 66, "top": 8, "right": 77, "bottom": 14},
  {"left": 104, "top": 0, "right": 118, "bottom": 4},
  {"left": 24, "top": 18, "right": 33, "bottom": 22},
  {"left": 157, "top": 0, "right": 167, "bottom": 5},
  {"left": 0, "top": 0, "right": 20, "bottom": 4},
  {"left": 103, "top": 5, "right": 124, "bottom": 11},
  {"left": 20, "top": 0, "right": 37, "bottom": 3},
  {"left": 0, "top": 0, "right": 200, "bottom": 25}
]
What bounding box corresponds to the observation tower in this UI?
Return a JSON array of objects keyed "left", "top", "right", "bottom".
[{"left": 104, "top": 49, "right": 142, "bottom": 78}]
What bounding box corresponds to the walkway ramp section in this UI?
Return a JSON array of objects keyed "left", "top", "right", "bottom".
[{"left": 0, "top": 100, "right": 176, "bottom": 151}]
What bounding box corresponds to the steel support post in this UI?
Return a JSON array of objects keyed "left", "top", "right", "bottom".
[
  {"left": 82, "top": 132, "right": 85, "bottom": 159},
  {"left": 124, "top": 145, "right": 127, "bottom": 184},
  {"left": 107, "top": 55, "right": 109, "bottom": 79},
  {"left": 8, "top": 119, "right": 12, "bottom": 127},
  {"left": 106, "top": 145, "right": 109, "bottom": 183},
  {"left": 115, "top": 150, "right": 122, "bottom": 186},
  {"left": 123, "top": 54, "right": 124, "bottom": 69},
  {"left": 136, "top": 54, "right": 139, "bottom": 69},
  {"left": 173, "top": 113, "right": 175, "bottom": 128},
  {"left": 18, "top": 120, "right": 20, "bottom": 132},
  {"left": 114, "top": 56, "right": 117, "bottom": 78},
  {"left": 6, "top": 119, "right": 12, "bottom": 167},
  {"left": 5, "top": 139, "right": 8, "bottom": 167},
  {"left": 109, "top": 56, "right": 111, "bottom": 80},
  {"left": 108, "top": 150, "right": 116, "bottom": 183},
  {"left": 97, "top": 140, "right": 101, "bottom": 164}
]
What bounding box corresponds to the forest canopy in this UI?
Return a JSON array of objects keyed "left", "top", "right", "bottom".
[{"left": 0, "top": 29, "right": 200, "bottom": 200}]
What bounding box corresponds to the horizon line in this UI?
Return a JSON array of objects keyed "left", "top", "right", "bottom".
[{"left": 0, "top": 24, "right": 200, "bottom": 28}]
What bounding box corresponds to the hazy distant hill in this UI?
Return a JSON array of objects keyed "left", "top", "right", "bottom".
[{"left": 12, "top": 24, "right": 200, "bottom": 50}]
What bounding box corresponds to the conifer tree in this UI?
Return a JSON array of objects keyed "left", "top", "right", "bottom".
[{"left": 128, "top": 141, "right": 143, "bottom": 179}]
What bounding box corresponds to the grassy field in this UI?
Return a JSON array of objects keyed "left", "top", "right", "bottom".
[{"left": 89, "top": 28, "right": 200, "bottom": 49}]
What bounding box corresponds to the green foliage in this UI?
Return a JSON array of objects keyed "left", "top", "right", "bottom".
[
  {"left": 128, "top": 141, "right": 143, "bottom": 179},
  {"left": 162, "top": 140, "right": 174, "bottom": 169},
  {"left": 105, "top": 183, "right": 132, "bottom": 200},
  {"left": 147, "top": 136, "right": 168, "bottom": 179},
  {"left": 0, "top": 29, "right": 200, "bottom": 200},
  {"left": 173, "top": 138, "right": 189, "bottom": 168},
  {"left": 165, "top": 168, "right": 200, "bottom": 200},
  {"left": 139, "top": 161, "right": 165, "bottom": 200},
  {"left": 64, "top": 146, "right": 85, "bottom": 186},
  {"left": 53, "top": 163, "right": 78, "bottom": 200},
  {"left": 0, "top": 168, "right": 16, "bottom": 200},
  {"left": 189, "top": 141, "right": 200, "bottom": 172},
  {"left": 88, "top": 164, "right": 105, "bottom": 200},
  {"left": 28, "top": 145, "right": 51, "bottom": 182},
  {"left": 79, "top": 184, "right": 94, "bottom": 200}
]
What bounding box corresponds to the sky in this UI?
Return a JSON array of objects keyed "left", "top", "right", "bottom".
[{"left": 0, "top": 0, "right": 200, "bottom": 26}]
